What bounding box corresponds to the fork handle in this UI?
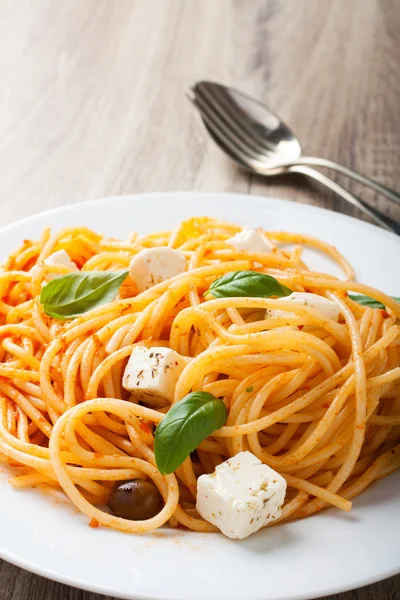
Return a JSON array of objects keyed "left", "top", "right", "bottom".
[
  {"left": 287, "top": 165, "right": 400, "bottom": 235},
  {"left": 294, "top": 156, "right": 400, "bottom": 206}
]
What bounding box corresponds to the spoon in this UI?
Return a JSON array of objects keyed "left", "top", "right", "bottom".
[{"left": 188, "top": 81, "right": 400, "bottom": 234}]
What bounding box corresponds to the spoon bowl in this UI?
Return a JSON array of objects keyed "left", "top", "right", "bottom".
[
  {"left": 188, "top": 80, "right": 400, "bottom": 234},
  {"left": 190, "top": 82, "right": 302, "bottom": 170}
]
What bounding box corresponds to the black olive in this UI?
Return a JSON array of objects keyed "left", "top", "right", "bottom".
[{"left": 108, "top": 479, "right": 163, "bottom": 521}]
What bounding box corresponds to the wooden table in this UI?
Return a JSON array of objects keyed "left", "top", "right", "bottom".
[{"left": 0, "top": 1, "right": 399, "bottom": 599}]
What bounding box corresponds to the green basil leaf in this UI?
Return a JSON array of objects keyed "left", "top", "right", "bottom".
[
  {"left": 348, "top": 294, "right": 400, "bottom": 310},
  {"left": 154, "top": 391, "right": 227, "bottom": 475},
  {"left": 40, "top": 270, "right": 129, "bottom": 320},
  {"left": 207, "top": 270, "right": 292, "bottom": 299}
]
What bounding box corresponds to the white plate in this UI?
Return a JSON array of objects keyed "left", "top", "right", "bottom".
[{"left": 0, "top": 192, "right": 399, "bottom": 600}]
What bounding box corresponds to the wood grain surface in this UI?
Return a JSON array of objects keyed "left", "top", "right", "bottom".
[{"left": 0, "top": 1, "right": 399, "bottom": 599}]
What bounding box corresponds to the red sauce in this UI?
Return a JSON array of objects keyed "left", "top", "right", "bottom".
[
  {"left": 139, "top": 420, "right": 152, "bottom": 435},
  {"left": 89, "top": 518, "right": 99, "bottom": 528}
]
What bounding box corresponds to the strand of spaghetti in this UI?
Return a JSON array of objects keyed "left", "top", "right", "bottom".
[
  {"left": 207, "top": 249, "right": 296, "bottom": 269},
  {"left": 0, "top": 271, "right": 32, "bottom": 284},
  {"left": 245, "top": 369, "right": 312, "bottom": 459},
  {"left": 60, "top": 336, "right": 85, "bottom": 380},
  {"left": 49, "top": 400, "right": 179, "bottom": 532},
  {"left": 36, "top": 227, "right": 100, "bottom": 263},
  {"left": 91, "top": 425, "right": 140, "bottom": 455},
  {"left": 258, "top": 361, "right": 315, "bottom": 410},
  {"left": 64, "top": 338, "right": 92, "bottom": 409},
  {"left": 367, "top": 368, "right": 400, "bottom": 389},
  {"left": 0, "top": 324, "right": 43, "bottom": 342},
  {"left": 39, "top": 314, "right": 114, "bottom": 414},
  {"left": 297, "top": 295, "right": 368, "bottom": 516},
  {"left": 80, "top": 337, "right": 104, "bottom": 392},
  {"left": 292, "top": 459, "right": 328, "bottom": 481},
  {"left": 267, "top": 231, "right": 354, "bottom": 279},
  {"left": 173, "top": 504, "right": 217, "bottom": 532},
  {"left": 174, "top": 295, "right": 348, "bottom": 331},
  {"left": 273, "top": 491, "right": 309, "bottom": 523},
  {"left": 191, "top": 326, "right": 399, "bottom": 438},
  {"left": 143, "top": 281, "right": 191, "bottom": 340},
  {"left": 85, "top": 345, "right": 135, "bottom": 399},
  {"left": 0, "top": 366, "right": 40, "bottom": 382},
  {"left": 16, "top": 405, "right": 30, "bottom": 443},
  {"left": 376, "top": 457, "right": 400, "bottom": 480},
  {"left": 82, "top": 251, "right": 131, "bottom": 270},
  {"left": 256, "top": 377, "right": 355, "bottom": 468},
  {"left": 264, "top": 423, "right": 300, "bottom": 455},
  {"left": 0, "top": 397, "right": 151, "bottom": 470},
  {"left": 366, "top": 309, "right": 382, "bottom": 349},
  {"left": 228, "top": 317, "right": 351, "bottom": 352},
  {"left": 370, "top": 415, "right": 400, "bottom": 425},
  {"left": 283, "top": 474, "right": 351, "bottom": 511},
  {"left": 173, "top": 326, "right": 340, "bottom": 390},
  {"left": 96, "top": 312, "right": 149, "bottom": 351},
  {"left": 32, "top": 301, "right": 53, "bottom": 342},
  {"left": 326, "top": 294, "right": 367, "bottom": 482},
  {"left": 281, "top": 276, "right": 400, "bottom": 316},
  {"left": 9, "top": 472, "right": 59, "bottom": 488},
  {"left": 341, "top": 445, "right": 400, "bottom": 500},
  {"left": 6, "top": 299, "right": 35, "bottom": 323},
  {"left": 126, "top": 423, "right": 157, "bottom": 464},
  {"left": 0, "top": 381, "right": 52, "bottom": 436}
]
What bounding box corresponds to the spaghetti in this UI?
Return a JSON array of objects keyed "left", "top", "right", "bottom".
[{"left": 0, "top": 217, "right": 399, "bottom": 534}]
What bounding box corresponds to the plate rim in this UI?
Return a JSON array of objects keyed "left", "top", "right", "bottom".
[
  {"left": 1, "top": 191, "right": 399, "bottom": 246},
  {"left": 1, "top": 539, "right": 399, "bottom": 600}
]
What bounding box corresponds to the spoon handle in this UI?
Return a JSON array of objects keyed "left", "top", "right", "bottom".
[
  {"left": 297, "top": 157, "right": 400, "bottom": 206},
  {"left": 288, "top": 165, "right": 400, "bottom": 235}
]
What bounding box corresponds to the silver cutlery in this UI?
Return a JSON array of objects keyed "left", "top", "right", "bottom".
[{"left": 188, "top": 81, "right": 400, "bottom": 235}]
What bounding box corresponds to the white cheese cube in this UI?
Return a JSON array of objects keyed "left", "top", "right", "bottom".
[
  {"left": 122, "top": 346, "right": 188, "bottom": 407},
  {"left": 129, "top": 247, "right": 186, "bottom": 293},
  {"left": 227, "top": 229, "right": 273, "bottom": 254},
  {"left": 196, "top": 451, "right": 287, "bottom": 539},
  {"left": 31, "top": 250, "right": 78, "bottom": 281},
  {"left": 266, "top": 292, "right": 341, "bottom": 322}
]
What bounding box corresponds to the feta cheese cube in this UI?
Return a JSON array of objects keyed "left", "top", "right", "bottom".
[
  {"left": 129, "top": 247, "right": 186, "bottom": 293},
  {"left": 266, "top": 292, "right": 341, "bottom": 322},
  {"left": 31, "top": 250, "right": 78, "bottom": 281},
  {"left": 196, "top": 451, "right": 287, "bottom": 539},
  {"left": 122, "top": 346, "right": 188, "bottom": 407},
  {"left": 227, "top": 229, "right": 273, "bottom": 254}
]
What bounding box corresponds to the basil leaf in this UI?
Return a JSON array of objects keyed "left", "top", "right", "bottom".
[
  {"left": 40, "top": 270, "right": 129, "bottom": 320},
  {"left": 154, "top": 391, "right": 227, "bottom": 475},
  {"left": 208, "top": 270, "right": 292, "bottom": 299},
  {"left": 348, "top": 294, "right": 400, "bottom": 310}
]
